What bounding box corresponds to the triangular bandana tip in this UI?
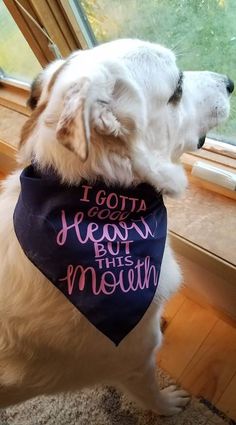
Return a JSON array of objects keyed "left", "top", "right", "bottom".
[{"left": 14, "top": 165, "right": 167, "bottom": 345}]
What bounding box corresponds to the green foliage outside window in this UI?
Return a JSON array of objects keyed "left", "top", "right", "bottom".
[{"left": 81, "top": 0, "right": 236, "bottom": 144}]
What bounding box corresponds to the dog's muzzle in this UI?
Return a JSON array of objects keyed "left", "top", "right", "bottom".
[{"left": 197, "top": 135, "right": 206, "bottom": 149}]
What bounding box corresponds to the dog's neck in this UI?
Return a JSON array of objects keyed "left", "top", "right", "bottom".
[
  {"left": 31, "top": 155, "right": 135, "bottom": 189},
  {"left": 27, "top": 137, "right": 138, "bottom": 188}
]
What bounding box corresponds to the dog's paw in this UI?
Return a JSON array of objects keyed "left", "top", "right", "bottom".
[{"left": 158, "top": 385, "right": 190, "bottom": 416}]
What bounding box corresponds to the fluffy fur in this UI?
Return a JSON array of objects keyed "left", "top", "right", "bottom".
[{"left": 0, "top": 39, "right": 231, "bottom": 415}]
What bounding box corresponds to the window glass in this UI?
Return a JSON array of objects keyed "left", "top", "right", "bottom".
[
  {"left": 77, "top": 0, "right": 236, "bottom": 145},
  {"left": 0, "top": 0, "right": 41, "bottom": 83}
]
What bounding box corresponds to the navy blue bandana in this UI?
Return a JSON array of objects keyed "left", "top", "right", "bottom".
[{"left": 13, "top": 165, "right": 167, "bottom": 345}]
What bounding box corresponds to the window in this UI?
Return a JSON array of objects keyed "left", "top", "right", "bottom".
[
  {"left": 0, "top": 0, "right": 41, "bottom": 83},
  {"left": 73, "top": 0, "right": 236, "bottom": 146}
]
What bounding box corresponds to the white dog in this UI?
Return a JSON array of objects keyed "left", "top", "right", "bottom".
[{"left": 0, "top": 39, "right": 233, "bottom": 415}]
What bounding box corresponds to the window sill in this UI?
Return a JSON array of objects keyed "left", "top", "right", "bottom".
[
  {"left": 169, "top": 232, "right": 236, "bottom": 323},
  {"left": 182, "top": 142, "right": 236, "bottom": 202},
  {"left": 0, "top": 82, "right": 30, "bottom": 116},
  {"left": 183, "top": 138, "right": 236, "bottom": 169},
  {"left": 166, "top": 180, "right": 236, "bottom": 265}
]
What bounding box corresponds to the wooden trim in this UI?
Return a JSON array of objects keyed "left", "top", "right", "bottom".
[
  {"left": 204, "top": 138, "right": 236, "bottom": 160},
  {"left": 182, "top": 153, "right": 236, "bottom": 172},
  {"left": 0, "top": 84, "right": 30, "bottom": 116},
  {"left": 3, "top": 0, "right": 54, "bottom": 66},
  {"left": 170, "top": 231, "right": 236, "bottom": 322},
  {"left": 0, "top": 139, "right": 17, "bottom": 156},
  {"left": 0, "top": 139, "right": 17, "bottom": 174},
  {"left": 188, "top": 173, "right": 236, "bottom": 201},
  {"left": 182, "top": 152, "right": 236, "bottom": 200},
  {"left": 28, "top": 0, "right": 79, "bottom": 57},
  {"left": 183, "top": 138, "right": 236, "bottom": 171},
  {"left": 182, "top": 286, "right": 236, "bottom": 328},
  {"left": 189, "top": 148, "right": 236, "bottom": 170},
  {"left": 3, "top": 0, "right": 84, "bottom": 68},
  {"left": 170, "top": 231, "right": 235, "bottom": 283},
  {"left": 59, "top": 0, "right": 93, "bottom": 49},
  {"left": 45, "top": 0, "right": 79, "bottom": 51}
]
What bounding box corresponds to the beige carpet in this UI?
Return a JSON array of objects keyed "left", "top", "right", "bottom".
[{"left": 0, "top": 370, "right": 231, "bottom": 425}]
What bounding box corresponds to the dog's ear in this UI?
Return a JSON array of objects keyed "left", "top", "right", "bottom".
[
  {"left": 56, "top": 71, "right": 143, "bottom": 162},
  {"left": 56, "top": 78, "right": 90, "bottom": 162},
  {"left": 91, "top": 77, "right": 141, "bottom": 141}
]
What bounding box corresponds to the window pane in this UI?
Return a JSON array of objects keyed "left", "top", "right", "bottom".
[
  {"left": 0, "top": 0, "right": 41, "bottom": 83},
  {"left": 77, "top": 0, "right": 236, "bottom": 145}
]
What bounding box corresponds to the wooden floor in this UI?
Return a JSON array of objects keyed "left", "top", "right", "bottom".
[{"left": 158, "top": 291, "right": 236, "bottom": 421}]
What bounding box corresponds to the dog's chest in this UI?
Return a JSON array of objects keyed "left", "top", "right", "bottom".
[{"left": 13, "top": 165, "right": 167, "bottom": 345}]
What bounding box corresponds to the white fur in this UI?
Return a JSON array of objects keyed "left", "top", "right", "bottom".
[{"left": 0, "top": 39, "right": 231, "bottom": 414}]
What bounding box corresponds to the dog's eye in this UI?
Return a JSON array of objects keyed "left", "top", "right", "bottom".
[{"left": 168, "top": 72, "right": 183, "bottom": 104}]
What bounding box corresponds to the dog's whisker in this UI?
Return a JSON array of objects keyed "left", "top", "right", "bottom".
[
  {"left": 172, "top": 46, "right": 191, "bottom": 59},
  {"left": 175, "top": 52, "right": 186, "bottom": 58},
  {"left": 171, "top": 39, "right": 191, "bottom": 56},
  {"left": 171, "top": 38, "right": 184, "bottom": 51}
]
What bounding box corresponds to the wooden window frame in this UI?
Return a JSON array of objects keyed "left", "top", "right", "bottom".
[
  {"left": 0, "top": 81, "right": 30, "bottom": 115},
  {"left": 3, "top": 0, "right": 90, "bottom": 65}
]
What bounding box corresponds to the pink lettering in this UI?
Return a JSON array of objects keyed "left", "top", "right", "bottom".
[
  {"left": 56, "top": 211, "right": 156, "bottom": 247},
  {"left": 81, "top": 185, "right": 92, "bottom": 202},
  {"left": 105, "top": 257, "right": 116, "bottom": 268},
  {"left": 96, "top": 190, "right": 106, "bottom": 206},
  {"left": 94, "top": 241, "right": 133, "bottom": 258},
  {"left": 119, "top": 195, "right": 129, "bottom": 211},
  {"left": 59, "top": 256, "right": 158, "bottom": 296},
  {"left": 106, "top": 193, "right": 119, "bottom": 209},
  {"left": 59, "top": 264, "right": 98, "bottom": 295},
  {"left": 94, "top": 243, "right": 106, "bottom": 258},
  {"left": 137, "top": 199, "right": 147, "bottom": 212}
]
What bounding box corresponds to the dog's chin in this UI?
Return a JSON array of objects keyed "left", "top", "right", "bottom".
[
  {"left": 190, "top": 133, "right": 207, "bottom": 151},
  {"left": 174, "top": 135, "right": 207, "bottom": 158}
]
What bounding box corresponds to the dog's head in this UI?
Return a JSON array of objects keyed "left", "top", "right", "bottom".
[{"left": 19, "top": 39, "right": 233, "bottom": 194}]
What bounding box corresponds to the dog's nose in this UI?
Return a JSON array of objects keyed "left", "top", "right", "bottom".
[{"left": 226, "top": 77, "right": 234, "bottom": 94}]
